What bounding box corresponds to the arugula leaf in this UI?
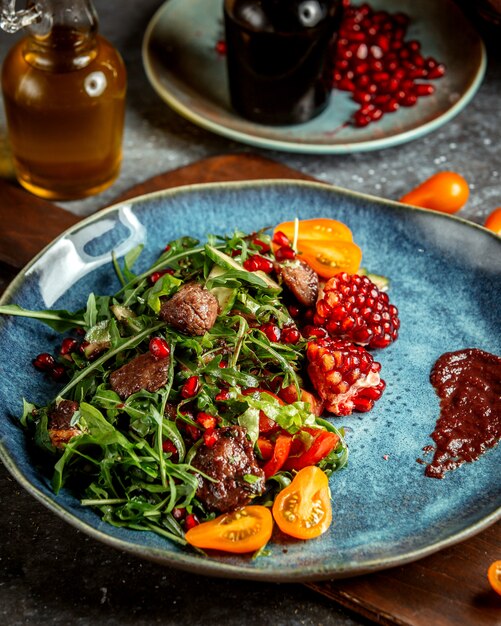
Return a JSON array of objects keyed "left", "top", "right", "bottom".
[{"left": 0, "top": 304, "right": 84, "bottom": 332}]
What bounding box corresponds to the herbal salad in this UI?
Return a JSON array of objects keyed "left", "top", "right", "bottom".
[{"left": 1, "top": 218, "right": 399, "bottom": 553}]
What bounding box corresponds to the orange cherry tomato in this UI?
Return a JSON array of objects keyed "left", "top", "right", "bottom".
[
  {"left": 298, "top": 240, "right": 362, "bottom": 278},
  {"left": 273, "top": 218, "right": 354, "bottom": 244},
  {"left": 399, "top": 172, "right": 469, "bottom": 214},
  {"left": 488, "top": 560, "right": 501, "bottom": 596},
  {"left": 272, "top": 466, "right": 332, "bottom": 540},
  {"left": 485, "top": 207, "right": 501, "bottom": 235},
  {"left": 185, "top": 505, "right": 273, "bottom": 553}
]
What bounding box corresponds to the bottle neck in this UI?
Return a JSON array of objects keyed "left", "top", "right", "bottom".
[{"left": 24, "top": 0, "right": 99, "bottom": 70}]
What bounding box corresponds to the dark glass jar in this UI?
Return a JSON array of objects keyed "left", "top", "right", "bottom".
[{"left": 223, "top": 0, "right": 343, "bottom": 125}]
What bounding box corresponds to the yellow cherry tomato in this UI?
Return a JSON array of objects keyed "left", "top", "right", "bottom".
[
  {"left": 488, "top": 560, "right": 501, "bottom": 596},
  {"left": 274, "top": 218, "right": 354, "bottom": 244},
  {"left": 185, "top": 505, "right": 273, "bottom": 553},
  {"left": 399, "top": 171, "right": 469, "bottom": 214},
  {"left": 485, "top": 207, "right": 501, "bottom": 235},
  {"left": 298, "top": 239, "right": 362, "bottom": 278},
  {"left": 272, "top": 466, "right": 332, "bottom": 540}
]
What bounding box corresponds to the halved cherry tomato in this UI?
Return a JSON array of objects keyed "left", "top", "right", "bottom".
[
  {"left": 298, "top": 240, "right": 362, "bottom": 277},
  {"left": 262, "top": 433, "right": 292, "bottom": 478},
  {"left": 273, "top": 218, "right": 354, "bottom": 244},
  {"left": 399, "top": 172, "right": 469, "bottom": 214},
  {"left": 278, "top": 384, "right": 325, "bottom": 417},
  {"left": 185, "top": 505, "right": 273, "bottom": 553},
  {"left": 488, "top": 560, "right": 501, "bottom": 596},
  {"left": 283, "top": 427, "right": 340, "bottom": 471},
  {"left": 272, "top": 466, "right": 332, "bottom": 539},
  {"left": 485, "top": 207, "right": 501, "bottom": 235}
]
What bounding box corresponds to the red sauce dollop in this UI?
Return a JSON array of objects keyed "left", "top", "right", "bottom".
[{"left": 423, "top": 348, "right": 501, "bottom": 479}]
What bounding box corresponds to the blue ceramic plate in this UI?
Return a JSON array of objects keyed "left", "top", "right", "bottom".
[
  {"left": 0, "top": 181, "right": 500, "bottom": 581},
  {"left": 142, "top": 0, "right": 486, "bottom": 154}
]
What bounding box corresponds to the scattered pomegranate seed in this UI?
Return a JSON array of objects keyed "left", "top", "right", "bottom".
[
  {"left": 272, "top": 231, "right": 291, "bottom": 247},
  {"left": 215, "top": 39, "right": 226, "bottom": 55},
  {"left": 281, "top": 327, "right": 301, "bottom": 344},
  {"left": 260, "top": 322, "right": 281, "bottom": 343},
  {"left": 162, "top": 440, "right": 178, "bottom": 456},
  {"left": 196, "top": 412, "right": 217, "bottom": 430},
  {"left": 215, "top": 389, "right": 230, "bottom": 402},
  {"left": 243, "top": 254, "right": 274, "bottom": 274},
  {"left": 51, "top": 365, "right": 66, "bottom": 381},
  {"left": 288, "top": 304, "right": 301, "bottom": 318},
  {"left": 252, "top": 238, "right": 271, "bottom": 253},
  {"left": 60, "top": 338, "right": 78, "bottom": 355},
  {"left": 332, "top": 3, "right": 446, "bottom": 127},
  {"left": 32, "top": 353, "right": 55, "bottom": 372},
  {"left": 172, "top": 507, "right": 186, "bottom": 520},
  {"left": 149, "top": 336, "right": 170, "bottom": 360},
  {"left": 203, "top": 427, "right": 219, "bottom": 448},
  {"left": 181, "top": 375, "right": 200, "bottom": 398},
  {"left": 218, "top": 359, "right": 228, "bottom": 368},
  {"left": 301, "top": 325, "right": 329, "bottom": 340},
  {"left": 185, "top": 514, "right": 200, "bottom": 530},
  {"left": 275, "top": 246, "right": 296, "bottom": 261},
  {"left": 149, "top": 268, "right": 174, "bottom": 284}
]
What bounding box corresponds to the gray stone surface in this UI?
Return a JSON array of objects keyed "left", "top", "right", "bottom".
[{"left": 0, "top": 1, "right": 499, "bottom": 625}]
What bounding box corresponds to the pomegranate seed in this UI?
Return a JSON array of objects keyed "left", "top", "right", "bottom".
[
  {"left": 281, "top": 327, "right": 301, "bottom": 344},
  {"left": 243, "top": 255, "right": 261, "bottom": 272},
  {"left": 353, "top": 91, "right": 372, "bottom": 104},
  {"left": 181, "top": 375, "right": 200, "bottom": 398},
  {"left": 162, "top": 440, "right": 178, "bottom": 455},
  {"left": 372, "top": 71, "right": 390, "bottom": 83},
  {"left": 33, "top": 353, "right": 55, "bottom": 371},
  {"left": 382, "top": 99, "right": 400, "bottom": 113},
  {"left": 355, "top": 43, "right": 369, "bottom": 59},
  {"left": 164, "top": 244, "right": 171, "bottom": 252},
  {"left": 149, "top": 337, "right": 170, "bottom": 360},
  {"left": 427, "top": 63, "right": 446, "bottom": 79},
  {"left": 353, "top": 61, "right": 370, "bottom": 76},
  {"left": 255, "top": 256, "right": 274, "bottom": 274},
  {"left": 275, "top": 246, "right": 296, "bottom": 261},
  {"left": 288, "top": 304, "right": 301, "bottom": 318},
  {"left": 370, "top": 45, "right": 383, "bottom": 59},
  {"left": 260, "top": 322, "right": 281, "bottom": 343},
  {"left": 407, "top": 40, "right": 421, "bottom": 53},
  {"left": 272, "top": 231, "right": 290, "bottom": 247},
  {"left": 337, "top": 78, "right": 356, "bottom": 91},
  {"left": 218, "top": 360, "right": 228, "bottom": 368},
  {"left": 302, "top": 325, "right": 329, "bottom": 339},
  {"left": 252, "top": 238, "right": 270, "bottom": 253},
  {"left": 149, "top": 268, "right": 174, "bottom": 284},
  {"left": 215, "top": 39, "right": 226, "bottom": 55},
  {"left": 185, "top": 514, "right": 200, "bottom": 530},
  {"left": 51, "top": 365, "right": 66, "bottom": 381},
  {"left": 203, "top": 427, "right": 219, "bottom": 448},
  {"left": 215, "top": 389, "right": 230, "bottom": 402},
  {"left": 414, "top": 83, "right": 435, "bottom": 96},
  {"left": 60, "top": 338, "right": 78, "bottom": 355},
  {"left": 401, "top": 94, "right": 417, "bottom": 107},
  {"left": 196, "top": 412, "right": 217, "bottom": 430},
  {"left": 172, "top": 507, "right": 186, "bottom": 520}
]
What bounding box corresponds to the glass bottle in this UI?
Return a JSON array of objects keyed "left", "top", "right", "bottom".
[
  {"left": 224, "top": 0, "right": 343, "bottom": 125},
  {"left": 1, "top": 0, "right": 126, "bottom": 200}
]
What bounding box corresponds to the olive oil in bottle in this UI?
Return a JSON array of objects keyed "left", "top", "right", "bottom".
[{"left": 1, "top": 0, "right": 126, "bottom": 200}]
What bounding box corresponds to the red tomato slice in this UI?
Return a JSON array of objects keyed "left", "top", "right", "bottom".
[
  {"left": 283, "top": 428, "right": 340, "bottom": 471},
  {"left": 262, "top": 433, "right": 292, "bottom": 478}
]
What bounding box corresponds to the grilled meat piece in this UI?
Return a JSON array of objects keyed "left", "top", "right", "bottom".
[
  {"left": 192, "top": 426, "right": 265, "bottom": 513},
  {"left": 159, "top": 283, "right": 219, "bottom": 336},
  {"left": 109, "top": 352, "right": 169, "bottom": 399},
  {"left": 276, "top": 259, "right": 319, "bottom": 307},
  {"left": 48, "top": 400, "right": 82, "bottom": 449}
]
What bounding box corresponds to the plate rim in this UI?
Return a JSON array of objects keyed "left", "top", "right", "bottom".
[
  {"left": 141, "top": 0, "right": 487, "bottom": 155},
  {"left": 1, "top": 178, "right": 500, "bottom": 582}
]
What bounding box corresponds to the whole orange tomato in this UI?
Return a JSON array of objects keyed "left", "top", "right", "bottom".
[{"left": 400, "top": 172, "right": 469, "bottom": 214}]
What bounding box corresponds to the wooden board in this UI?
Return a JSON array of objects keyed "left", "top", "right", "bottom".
[{"left": 0, "top": 153, "right": 499, "bottom": 626}]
